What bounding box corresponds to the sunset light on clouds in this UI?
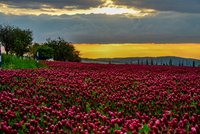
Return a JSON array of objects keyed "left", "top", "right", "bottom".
[{"left": 0, "top": 1, "right": 154, "bottom": 16}]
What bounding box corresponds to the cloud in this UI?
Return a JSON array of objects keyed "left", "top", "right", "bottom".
[
  {"left": 0, "top": 12, "right": 200, "bottom": 43},
  {"left": 113, "top": 0, "right": 200, "bottom": 13},
  {"left": 0, "top": 0, "right": 104, "bottom": 9},
  {"left": 0, "top": 3, "right": 154, "bottom": 16},
  {"left": 1, "top": 0, "right": 200, "bottom": 15}
]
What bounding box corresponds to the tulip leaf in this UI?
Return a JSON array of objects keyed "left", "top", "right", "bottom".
[
  {"left": 53, "top": 118, "right": 57, "bottom": 125},
  {"left": 139, "top": 124, "right": 150, "bottom": 134},
  {"left": 31, "top": 114, "right": 36, "bottom": 119},
  {"left": 86, "top": 103, "right": 91, "bottom": 112}
]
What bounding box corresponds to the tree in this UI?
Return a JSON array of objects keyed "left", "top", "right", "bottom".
[
  {"left": 169, "top": 59, "right": 172, "bottom": 66},
  {"left": 151, "top": 59, "right": 154, "bottom": 65},
  {"left": 12, "top": 28, "right": 33, "bottom": 56},
  {"left": 37, "top": 45, "right": 54, "bottom": 60},
  {"left": 193, "top": 61, "right": 195, "bottom": 67},
  {"left": 28, "top": 43, "right": 40, "bottom": 58},
  {"left": 137, "top": 59, "right": 140, "bottom": 65},
  {"left": 0, "top": 25, "right": 15, "bottom": 54},
  {"left": 179, "top": 61, "right": 181, "bottom": 66},
  {"left": 45, "top": 37, "right": 81, "bottom": 62},
  {"left": 146, "top": 59, "right": 149, "bottom": 65},
  {"left": 0, "top": 25, "right": 33, "bottom": 56}
]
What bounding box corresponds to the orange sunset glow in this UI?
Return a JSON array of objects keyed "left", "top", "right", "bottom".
[{"left": 75, "top": 44, "right": 200, "bottom": 59}]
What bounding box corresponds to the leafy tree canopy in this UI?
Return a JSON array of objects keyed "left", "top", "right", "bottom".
[
  {"left": 44, "top": 37, "right": 81, "bottom": 62},
  {"left": 12, "top": 28, "right": 33, "bottom": 56},
  {"left": 0, "top": 24, "right": 33, "bottom": 56},
  {"left": 0, "top": 25, "right": 15, "bottom": 54},
  {"left": 37, "top": 45, "right": 54, "bottom": 60}
]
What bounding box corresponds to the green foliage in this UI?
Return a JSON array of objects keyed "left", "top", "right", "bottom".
[
  {"left": 37, "top": 45, "right": 54, "bottom": 60},
  {"left": 45, "top": 37, "right": 81, "bottom": 62},
  {"left": 1, "top": 25, "right": 80, "bottom": 62},
  {"left": 53, "top": 118, "right": 57, "bottom": 125},
  {"left": 86, "top": 103, "right": 91, "bottom": 112},
  {"left": 12, "top": 28, "right": 33, "bottom": 56},
  {"left": 0, "top": 25, "right": 15, "bottom": 54},
  {"left": 2, "top": 54, "right": 39, "bottom": 69},
  {"left": 31, "top": 114, "right": 36, "bottom": 119},
  {"left": 109, "top": 124, "right": 121, "bottom": 134},
  {"left": 139, "top": 124, "right": 150, "bottom": 134},
  {"left": 28, "top": 43, "right": 40, "bottom": 58},
  {"left": 0, "top": 24, "right": 33, "bottom": 56}
]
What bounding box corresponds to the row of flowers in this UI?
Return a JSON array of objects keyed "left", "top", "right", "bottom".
[{"left": 0, "top": 61, "right": 199, "bottom": 133}]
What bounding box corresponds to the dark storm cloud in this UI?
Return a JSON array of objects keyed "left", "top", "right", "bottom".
[
  {"left": 114, "top": 0, "right": 200, "bottom": 13},
  {"left": 0, "top": 12, "right": 200, "bottom": 43},
  {"left": 0, "top": 0, "right": 104, "bottom": 9}
]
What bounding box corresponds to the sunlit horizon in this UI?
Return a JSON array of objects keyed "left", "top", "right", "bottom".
[{"left": 75, "top": 43, "right": 200, "bottom": 60}]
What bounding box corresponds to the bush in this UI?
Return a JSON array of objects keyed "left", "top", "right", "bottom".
[
  {"left": 2, "top": 54, "right": 38, "bottom": 69},
  {"left": 45, "top": 37, "right": 81, "bottom": 62},
  {"left": 37, "top": 45, "right": 54, "bottom": 60}
]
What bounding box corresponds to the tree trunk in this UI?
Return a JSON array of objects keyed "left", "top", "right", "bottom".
[{"left": 5, "top": 46, "right": 9, "bottom": 55}]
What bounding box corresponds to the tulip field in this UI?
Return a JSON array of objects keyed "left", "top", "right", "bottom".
[{"left": 0, "top": 61, "right": 200, "bottom": 134}]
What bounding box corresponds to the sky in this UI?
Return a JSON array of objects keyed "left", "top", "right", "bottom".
[
  {"left": 75, "top": 43, "right": 200, "bottom": 59},
  {"left": 0, "top": 0, "right": 200, "bottom": 59}
]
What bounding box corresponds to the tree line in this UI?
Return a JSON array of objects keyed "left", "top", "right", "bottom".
[
  {"left": 0, "top": 25, "right": 81, "bottom": 62},
  {"left": 137, "top": 59, "right": 196, "bottom": 67}
]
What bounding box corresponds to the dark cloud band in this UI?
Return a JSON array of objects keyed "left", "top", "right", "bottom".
[
  {"left": 1, "top": 0, "right": 200, "bottom": 13},
  {"left": 114, "top": 0, "right": 200, "bottom": 13},
  {"left": 0, "top": 13, "right": 200, "bottom": 43}
]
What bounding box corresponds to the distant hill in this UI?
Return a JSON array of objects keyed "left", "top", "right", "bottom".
[{"left": 82, "top": 56, "right": 200, "bottom": 67}]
